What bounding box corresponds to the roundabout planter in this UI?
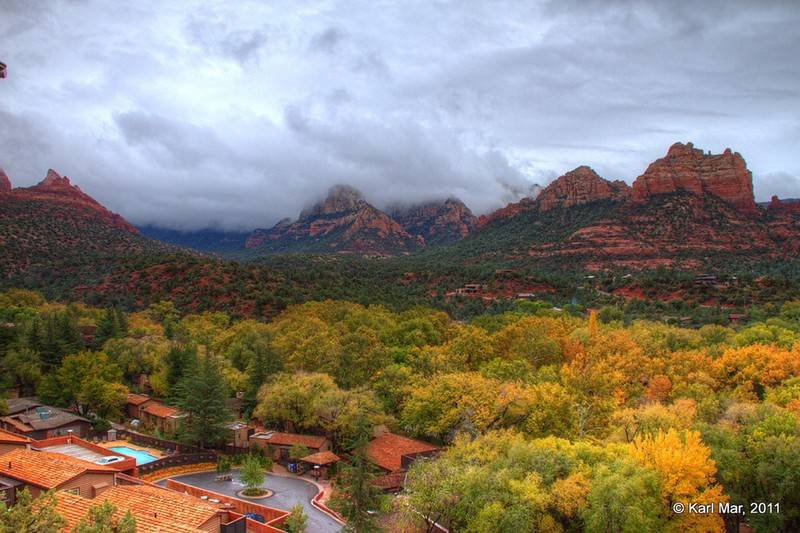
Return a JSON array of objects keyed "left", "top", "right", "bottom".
[{"left": 235, "top": 488, "right": 274, "bottom": 499}]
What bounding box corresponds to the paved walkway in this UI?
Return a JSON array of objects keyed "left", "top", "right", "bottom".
[{"left": 159, "top": 469, "right": 342, "bottom": 533}]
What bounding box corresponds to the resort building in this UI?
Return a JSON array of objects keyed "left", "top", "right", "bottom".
[
  {"left": 366, "top": 431, "right": 440, "bottom": 491},
  {"left": 139, "top": 402, "right": 187, "bottom": 434},
  {"left": 0, "top": 398, "right": 91, "bottom": 439},
  {"left": 249, "top": 431, "right": 330, "bottom": 462},
  {"left": 124, "top": 393, "right": 155, "bottom": 420}
]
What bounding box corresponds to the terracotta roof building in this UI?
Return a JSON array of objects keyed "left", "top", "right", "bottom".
[
  {"left": 124, "top": 393, "right": 154, "bottom": 420},
  {"left": 249, "top": 431, "right": 330, "bottom": 463},
  {"left": 140, "top": 401, "right": 187, "bottom": 435},
  {"left": 0, "top": 427, "right": 31, "bottom": 455},
  {"left": 366, "top": 432, "right": 440, "bottom": 473},
  {"left": 0, "top": 447, "right": 116, "bottom": 498},
  {"left": 56, "top": 484, "right": 228, "bottom": 533}
]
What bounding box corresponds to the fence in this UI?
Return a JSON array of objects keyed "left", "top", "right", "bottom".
[
  {"left": 115, "top": 429, "right": 205, "bottom": 454},
  {"left": 136, "top": 452, "right": 218, "bottom": 476}
]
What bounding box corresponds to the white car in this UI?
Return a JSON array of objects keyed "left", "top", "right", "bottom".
[{"left": 95, "top": 456, "right": 126, "bottom": 465}]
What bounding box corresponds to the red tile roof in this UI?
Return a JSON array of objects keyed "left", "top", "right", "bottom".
[
  {"left": 0, "top": 427, "right": 30, "bottom": 444},
  {"left": 126, "top": 393, "right": 152, "bottom": 406},
  {"left": 251, "top": 431, "right": 328, "bottom": 449},
  {"left": 300, "top": 450, "right": 340, "bottom": 465},
  {"left": 56, "top": 485, "right": 218, "bottom": 533},
  {"left": 0, "top": 447, "right": 115, "bottom": 489},
  {"left": 143, "top": 402, "right": 180, "bottom": 418},
  {"left": 365, "top": 433, "right": 439, "bottom": 472}
]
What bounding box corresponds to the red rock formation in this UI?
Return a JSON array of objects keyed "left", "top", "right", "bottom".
[
  {"left": 0, "top": 168, "right": 11, "bottom": 192},
  {"left": 389, "top": 199, "right": 477, "bottom": 244},
  {"left": 246, "top": 184, "right": 421, "bottom": 254},
  {"left": 767, "top": 195, "right": 800, "bottom": 213},
  {"left": 631, "top": 142, "right": 757, "bottom": 215},
  {"left": 6, "top": 169, "right": 138, "bottom": 233},
  {"left": 536, "top": 166, "right": 630, "bottom": 211},
  {"left": 476, "top": 197, "right": 537, "bottom": 228}
]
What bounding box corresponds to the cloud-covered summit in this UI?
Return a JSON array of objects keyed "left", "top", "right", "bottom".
[{"left": 1, "top": 0, "right": 799, "bottom": 231}]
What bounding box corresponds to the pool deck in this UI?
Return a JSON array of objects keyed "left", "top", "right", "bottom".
[
  {"left": 159, "top": 469, "right": 343, "bottom": 533},
  {"left": 99, "top": 440, "right": 166, "bottom": 459}
]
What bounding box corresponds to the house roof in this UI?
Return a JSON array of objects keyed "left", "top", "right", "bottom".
[
  {"left": 0, "top": 427, "right": 30, "bottom": 445},
  {"left": 4, "top": 398, "right": 42, "bottom": 416},
  {"left": 142, "top": 402, "right": 180, "bottom": 418},
  {"left": 300, "top": 450, "right": 340, "bottom": 465},
  {"left": 56, "top": 485, "right": 218, "bottom": 533},
  {"left": 0, "top": 448, "right": 115, "bottom": 489},
  {"left": 250, "top": 431, "right": 328, "bottom": 449},
  {"left": 1, "top": 403, "right": 89, "bottom": 432},
  {"left": 126, "top": 393, "right": 152, "bottom": 406},
  {"left": 365, "top": 432, "right": 440, "bottom": 472}
]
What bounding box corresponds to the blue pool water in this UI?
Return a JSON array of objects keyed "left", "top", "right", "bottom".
[{"left": 109, "top": 446, "right": 158, "bottom": 465}]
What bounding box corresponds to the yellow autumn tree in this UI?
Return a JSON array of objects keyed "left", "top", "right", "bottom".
[{"left": 631, "top": 429, "right": 727, "bottom": 532}]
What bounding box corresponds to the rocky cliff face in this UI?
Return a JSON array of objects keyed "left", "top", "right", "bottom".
[
  {"left": 389, "top": 198, "right": 477, "bottom": 245},
  {"left": 0, "top": 168, "right": 11, "bottom": 192},
  {"left": 536, "top": 166, "right": 630, "bottom": 212},
  {"left": 3, "top": 169, "right": 138, "bottom": 233},
  {"left": 246, "top": 184, "right": 421, "bottom": 255},
  {"left": 631, "top": 142, "right": 757, "bottom": 215}
]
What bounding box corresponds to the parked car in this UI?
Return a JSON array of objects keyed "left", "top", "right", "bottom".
[{"left": 95, "top": 456, "right": 126, "bottom": 465}]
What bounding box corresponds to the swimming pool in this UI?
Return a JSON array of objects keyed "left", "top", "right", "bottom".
[{"left": 109, "top": 446, "right": 158, "bottom": 465}]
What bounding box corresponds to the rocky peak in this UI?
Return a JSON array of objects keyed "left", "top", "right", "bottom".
[
  {"left": 39, "top": 168, "right": 72, "bottom": 187},
  {"left": 300, "top": 184, "right": 366, "bottom": 219},
  {"left": 389, "top": 198, "right": 477, "bottom": 244},
  {"left": 631, "top": 142, "right": 757, "bottom": 215},
  {"left": 0, "top": 168, "right": 11, "bottom": 192},
  {"left": 536, "top": 166, "right": 630, "bottom": 212}
]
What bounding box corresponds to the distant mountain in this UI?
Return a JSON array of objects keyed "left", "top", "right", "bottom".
[
  {"left": 0, "top": 169, "right": 177, "bottom": 290},
  {"left": 138, "top": 226, "right": 250, "bottom": 254},
  {"left": 388, "top": 198, "right": 477, "bottom": 245},
  {"left": 457, "top": 142, "right": 800, "bottom": 270},
  {"left": 245, "top": 185, "right": 423, "bottom": 255}
]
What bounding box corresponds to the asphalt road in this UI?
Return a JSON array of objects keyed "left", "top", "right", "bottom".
[{"left": 159, "top": 470, "right": 343, "bottom": 533}]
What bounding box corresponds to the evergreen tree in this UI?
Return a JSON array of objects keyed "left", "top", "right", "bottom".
[
  {"left": 0, "top": 488, "right": 66, "bottom": 533},
  {"left": 93, "top": 308, "right": 120, "bottom": 348},
  {"left": 72, "top": 501, "right": 136, "bottom": 533},
  {"left": 329, "top": 417, "right": 384, "bottom": 532},
  {"left": 56, "top": 312, "right": 83, "bottom": 356},
  {"left": 176, "top": 349, "right": 230, "bottom": 448},
  {"left": 165, "top": 344, "right": 197, "bottom": 399},
  {"left": 243, "top": 340, "right": 282, "bottom": 418}
]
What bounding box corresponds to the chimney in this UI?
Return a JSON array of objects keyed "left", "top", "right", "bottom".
[{"left": 67, "top": 429, "right": 73, "bottom": 444}]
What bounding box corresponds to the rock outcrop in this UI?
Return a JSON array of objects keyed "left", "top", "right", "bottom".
[
  {"left": 246, "top": 184, "right": 422, "bottom": 255},
  {"left": 536, "top": 166, "right": 630, "bottom": 212},
  {"left": 2, "top": 169, "right": 138, "bottom": 233},
  {"left": 631, "top": 142, "right": 757, "bottom": 215},
  {"left": 389, "top": 198, "right": 477, "bottom": 245},
  {"left": 0, "top": 168, "right": 11, "bottom": 192}
]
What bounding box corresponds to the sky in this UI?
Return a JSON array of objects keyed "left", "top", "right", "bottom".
[{"left": 1, "top": 0, "right": 799, "bottom": 231}]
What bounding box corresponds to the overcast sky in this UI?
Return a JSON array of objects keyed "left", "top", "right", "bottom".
[{"left": 1, "top": 0, "right": 799, "bottom": 231}]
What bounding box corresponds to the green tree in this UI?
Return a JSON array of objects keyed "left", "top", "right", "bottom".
[
  {"left": 176, "top": 350, "right": 231, "bottom": 447},
  {"left": 282, "top": 504, "right": 308, "bottom": 533},
  {"left": 72, "top": 501, "right": 136, "bottom": 533},
  {"left": 0, "top": 488, "right": 66, "bottom": 533},
  {"left": 240, "top": 454, "right": 266, "bottom": 495},
  {"left": 164, "top": 344, "right": 197, "bottom": 399},
  {"left": 329, "top": 419, "right": 383, "bottom": 532},
  {"left": 38, "top": 351, "right": 127, "bottom": 418}
]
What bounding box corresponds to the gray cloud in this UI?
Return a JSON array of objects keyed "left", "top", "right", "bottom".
[{"left": 0, "top": 0, "right": 799, "bottom": 231}]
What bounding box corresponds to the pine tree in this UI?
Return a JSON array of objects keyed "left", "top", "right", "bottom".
[
  {"left": 0, "top": 488, "right": 66, "bottom": 532},
  {"left": 165, "top": 344, "right": 197, "bottom": 399},
  {"left": 93, "top": 308, "right": 121, "bottom": 348},
  {"left": 329, "top": 417, "right": 384, "bottom": 532},
  {"left": 176, "top": 349, "right": 231, "bottom": 448},
  {"left": 243, "top": 340, "right": 282, "bottom": 418},
  {"left": 56, "top": 311, "right": 83, "bottom": 356}
]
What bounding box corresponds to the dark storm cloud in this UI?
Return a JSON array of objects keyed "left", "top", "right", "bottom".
[{"left": 1, "top": 0, "right": 799, "bottom": 231}]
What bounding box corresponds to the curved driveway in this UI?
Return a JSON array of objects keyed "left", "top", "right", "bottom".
[{"left": 160, "top": 470, "right": 342, "bottom": 533}]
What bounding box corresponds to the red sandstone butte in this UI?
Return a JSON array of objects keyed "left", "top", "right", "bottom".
[
  {"left": 536, "top": 166, "right": 630, "bottom": 212},
  {"left": 631, "top": 142, "right": 757, "bottom": 215}
]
